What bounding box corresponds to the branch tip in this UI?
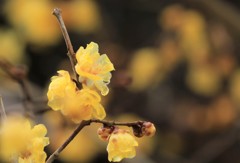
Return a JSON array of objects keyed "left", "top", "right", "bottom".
[{"left": 52, "top": 8, "right": 62, "bottom": 17}]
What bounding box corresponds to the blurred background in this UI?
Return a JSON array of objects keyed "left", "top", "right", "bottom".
[{"left": 1, "top": 0, "right": 240, "bottom": 163}]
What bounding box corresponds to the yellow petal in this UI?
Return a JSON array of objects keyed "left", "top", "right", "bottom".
[
  {"left": 95, "top": 81, "right": 109, "bottom": 96},
  {"left": 92, "top": 103, "right": 106, "bottom": 120},
  {"left": 32, "top": 124, "right": 47, "bottom": 137},
  {"left": 107, "top": 129, "right": 138, "bottom": 162}
]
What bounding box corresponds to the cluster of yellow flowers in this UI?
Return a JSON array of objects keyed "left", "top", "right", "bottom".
[
  {"left": 0, "top": 116, "right": 49, "bottom": 163},
  {"left": 47, "top": 42, "right": 114, "bottom": 123},
  {"left": 0, "top": 41, "right": 155, "bottom": 163},
  {"left": 47, "top": 70, "right": 106, "bottom": 123},
  {"left": 47, "top": 42, "right": 156, "bottom": 162},
  {"left": 0, "top": 40, "right": 156, "bottom": 162}
]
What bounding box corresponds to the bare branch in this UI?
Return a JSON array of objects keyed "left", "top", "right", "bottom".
[
  {"left": 46, "top": 120, "right": 91, "bottom": 163},
  {"left": 46, "top": 119, "right": 147, "bottom": 163},
  {"left": 0, "top": 59, "right": 34, "bottom": 117},
  {"left": 0, "top": 95, "right": 7, "bottom": 122},
  {"left": 52, "top": 8, "right": 80, "bottom": 87}
]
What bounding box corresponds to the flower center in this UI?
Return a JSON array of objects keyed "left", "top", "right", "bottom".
[{"left": 20, "top": 150, "right": 32, "bottom": 159}]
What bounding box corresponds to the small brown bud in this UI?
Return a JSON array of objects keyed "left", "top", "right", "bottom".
[
  {"left": 142, "top": 122, "right": 156, "bottom": 137},
  {"left": 97, "top": 126, "right": 114, "bottom": 141}
]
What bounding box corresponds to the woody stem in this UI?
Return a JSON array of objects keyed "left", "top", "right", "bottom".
[
  {"left": 52, "top": 8, "right": 81, "bottom": 88},
  {"left": 46, "top": 119, "right": 144, "bottom": 163}
]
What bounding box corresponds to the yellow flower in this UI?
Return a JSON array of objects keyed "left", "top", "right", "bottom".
[
  {"left": 61, "top": 87, "right": 106, "bottom": 123},
  {"left": 47, "top": 70, "right": 106, "bottom": 123},
  {"left": 75, "top": 42, "right": 115, "bottom": 96},
  {"left": 0, "top": 116, "right": 49, "bottom": 163},
  {"left": 107, "top": 129, "right": 138, "bottom": 162},
  {"left": 47, "top": 70, "right": 76, "bottom": 111}
]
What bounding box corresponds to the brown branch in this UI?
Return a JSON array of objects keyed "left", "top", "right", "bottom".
[
  {"left": 0, "top": 96, "right": 7, "bottom": 121},
  {"left": 0, "top": 59, "right": 34, "bottom": 117},
  {"left": 90, "top": 119, "right": 143, "bottom": 127},
  {"left": 49, "top": 7, "right": 151, "bottom": 163},
  {"left": 52, "top": 8, "right": 80, "bottom": 88},
  {"left": 18, "top": 80, "right": 32, "bottom": 102},
  {"left": 46, "top": 119, "right": 146, "bottom": 163},
  {"left": 46, "top": 120, "right": 91, "bottom": 163},
  {"left": 0, "top": 60, "right": 32, "bottom": 101}
]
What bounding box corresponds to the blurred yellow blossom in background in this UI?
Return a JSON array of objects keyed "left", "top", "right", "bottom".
[
  {"left": 57, "top": 0, "right": 102, "bottom": 34},
  {"left": 160, "top": 4, "right": 185, "bottom": 31},
  {"left": 3, "top": 0, "right": 103, "bottom": 46},
  {"left": 160, "top": 5, "right": 210, "bottom": 65},
  {"left": 0, "top": 115, "right": 49, "bottom": 163},
  {"left": 128, "top": 48, "right": 162, "bottom": 92},
  {"left": 0, "top": 29, "right": 24, "bottom": 64},
  {"left": 75, "top": 42, "right": 115, "bottom": 96},
  {"left": 4, "top": 0, "right": 60, "bottom": 46},
  {"left": 186, "top": 65, "right": 221, "bottom": 96},
  {"left": 230, "top": 69, "right": 240, "bottom": 106},
  {"left": 179, "top": 10, "right": 210, "bottom": 65}
]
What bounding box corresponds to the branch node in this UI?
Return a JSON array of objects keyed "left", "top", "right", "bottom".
[{"left": 52, "top": 8, "right": 62, "bottom": 17}]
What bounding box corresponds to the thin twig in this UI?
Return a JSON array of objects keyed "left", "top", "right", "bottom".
[
  {"left": 46, "top": 120, "right": 91, "bottom": 163},
  {"left": 48, "top": 7, "right": 148, "bottom": 163},
  {"left": 0, "top": 60, "right": 32, "bottom": 101},
  {"left": 0, "top": 95, "right": 7, "bottom": 122},
  {"left": 0, "top": 59, "right": 33, "bottom": 117},
  {"left": 52, "top": 8, "right": 80, "bottom": 87},
  {"left": 18, "top": 80, "right": 32, "bottom": 102},
  {"left": 46, "top": 119, "right": 145, "bottom": 163},
  {"left": 90, "top": 119, "right": 143, "bottom": 127}
]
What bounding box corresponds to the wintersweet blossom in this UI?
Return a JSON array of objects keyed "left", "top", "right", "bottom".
[
  {"left": 47, "top": 70, "right": 76, "bottom": 111},
  {"left": 47, "top": 70, "right": 106, "bottom": 123},
  {"left": 0, "top": 116, "right": 49, "bottom": 163},
  {"left": 60, "top": 87, "right": 106, "bottom": 123},
  {"left": 107, "top": 129, "right": 138, "bottom": 162},
  {"left": 75, "top": 42, "right": 115, "bottom": 96}
]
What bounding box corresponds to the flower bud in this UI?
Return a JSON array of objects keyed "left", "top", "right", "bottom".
[
  {"left": 142, "top": 122, "right": 156, "bottom": 137},
  {"left": 97, "top": 126, "right": 114, "bottom": 141}
]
